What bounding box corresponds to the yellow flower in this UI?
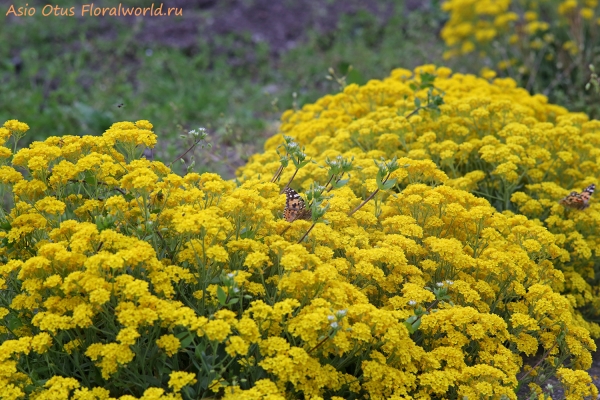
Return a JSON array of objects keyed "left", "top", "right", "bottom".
[
  {"left": 202, "top": 319, "right": 231, "bottom": 342},
  {"left": 225, "top": 335, "right": 249, "bottom": 356},
  {"left": 0, "top": 166, "right": 22, "bottom": 184},
  {"left": 85, "top": 343, "right": 135, "bottom": 379},
  {"left": 205, "top": 245, "right": 229, "bottom": 263},
  {"left": 117, "top": 327, "right": 140, "bottom": 345},
  {"left": 63, "top": 339, "right": 82, "bottom": 354},
  {"left": 557, "top": 368, "right": 599, "bottom": 399},
  {"left": 168, "top": 371, "right": 197, "bottom": 393},
  {"left": 39, "top": 376, "right": 80, "bottom": 398},
  {"left": 3, "top": 119, "right": 30, "bottom": 134},
  {"left": 120, "top": 167, "right": 158, "bottom": 192},
  {"left": 31, "top": 332, "right": 52, "bottom": 354},
  {"left": 156, "top": 334, "right": 181, "bottom": 357},
  {"left": 35, "top": 197, "right": 67, "bottom": 215},
  {"left": 222, "top": 379, "right": 285, "bottom": 400}
]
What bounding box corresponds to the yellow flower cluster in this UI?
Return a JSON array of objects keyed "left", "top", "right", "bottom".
[
  {"left": 441, "top": 0, "right": 600, "bottom": 70},
  {"left": 237, "top": 65, "right": 600, "bottom": 396},
  {"left": 441, "top": 0, "right": 516, "bottom": 57},
  {"left": 0, "top": 64, "right": 598, "bottom": 399},
  {"left": 442, "top": 0, "right": 600, "bottom": 57}
]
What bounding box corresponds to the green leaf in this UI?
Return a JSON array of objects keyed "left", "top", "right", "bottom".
[
  {"left": 420, "top": 72, "right": 436, "bottom": 87},
  {"left": 183, "top": 387, "right": 197, "bottom": 399},
  {"left": 217, "top": 286, "right": 227, "bottom": 305},
  {"left": 83, "top": 170, "right": 97, "bottom": 186},
  {"left": 411, "top": 318, "right": 422, "bottom": 331},
  {"left": 332, "top": 178, "right": 350, "bottom": 189},
  {"left": 178, "top": 332, "right": 195, "bottom": 348},
  {"left": 298, "top": 159, "right": 310, "bottom": 168},
  {"left": 7, "top": 314, "right": 23, "bottom": 331},
  {"left": 346, "top": 68, "right": 366, "bottom": 86},
  {"left": 198, "top": 375, "right": 213, "bottom": 390},
  {"left": 158, "top": 363, "right": 171, "bottom": 376},
  {"left": 382, "top": 179, "right": 397, "bottom": 190},
  {"left": 414, "top": 98, "right": 421, "bottom": 108},
  {"left": 240, "top": 228, "right": 254, "bottom": 239},
  {"left": 2, "top": 237, "right": 13, "bottom": 250},
  {"left": 194, "top": 343, "right": 205, "bottom": 360},
  {"left": 376, "top": 167, "right": 386, "bottom": 187}
]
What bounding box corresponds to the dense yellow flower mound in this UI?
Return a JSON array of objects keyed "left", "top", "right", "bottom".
[
  {"left": 242, "top": 64, "right": 600, "bottom": 330},
  {"left": 0, "top": 65, "right": 598, "bottom": 399}
]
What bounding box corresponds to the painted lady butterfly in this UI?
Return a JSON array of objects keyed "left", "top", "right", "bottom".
[
  {"left": 559, "top": 184, "right": 595, "bottom": 210},
  {"left": 283, "top": 187, "right": 311, "bottom": 222}
]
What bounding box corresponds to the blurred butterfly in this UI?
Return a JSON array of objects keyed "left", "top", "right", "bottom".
[
  {"left": 283, "top": 187, "right": 311, "bottom": 222},
  {"left": 559, "top": 184, "right": 595, "bottom": 210}
]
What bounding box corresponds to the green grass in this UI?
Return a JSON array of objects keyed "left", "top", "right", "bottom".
[{"left": 0, "top": 2, "right": 447, "bottom": 178}]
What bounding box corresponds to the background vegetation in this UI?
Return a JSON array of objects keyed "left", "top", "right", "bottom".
[{"left": 1, "top": 0, "right": 447, "bottom": 177}]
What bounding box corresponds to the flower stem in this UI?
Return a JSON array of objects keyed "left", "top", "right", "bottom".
[
  {"left": 282, "top": 168, "right": 299, "bottom": 193},
  {"left": 169, "top": 138, "right": 203, "bottom": 168},
  {"left": 348, "top": 189, "right": 379, "bottom": 216},
  {"left": 297, "top": 223, "right": 316, "bottom": 243},
  {"left": 308, "top": 335, "right": 329, "bottom": 354},
  {"left": 517, "top": 340, "right": 558, "bottom": 383},
  {"left": 271, "top": 165, "right": 284, "bottom": 183}
]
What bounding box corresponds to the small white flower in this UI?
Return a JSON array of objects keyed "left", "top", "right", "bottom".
[
  {"left": 336, "top": 309, "right": 347, "bottom": 317},
  {"left": 330, "top": 322, "right": 338, "bottom": 329},
  {"left": 408, "top": 300, "right": 417, "bottom": 306},
  {"left": 232, "top": 287, "right": 240, "bottom": 293},
  {"left": 446, "top": 280, "right": 454, "bottom": 285},
  {"left": 327, "top": 315, "right": 336, "bottom": 321},
  {"left": 227, "top": 273, "right": 235, "bottom": 278},
  {"left": 436, "top": 282, "right": 444, "bottom": 287}
]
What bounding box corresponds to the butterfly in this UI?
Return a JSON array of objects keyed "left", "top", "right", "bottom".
[
  {"left": 559, "top": 184, "right": 595, "bottom": 210},
  {"left": 283, "top": 187, "right": 312, "bottom": 222}
]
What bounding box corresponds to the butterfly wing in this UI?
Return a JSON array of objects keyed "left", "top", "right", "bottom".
[
  {"left": 579, "top": 184, "right": 595, "bottom": 206},
  {"left": 560, "top": 184, "right": 595, "bottom": 210},
  {"left": 581, "top": 184, "right": 596, "bottom": 202},
  {"left": 560, "top": 191, "right": 581, "bottom": 208},
  {"left": 283, "top": 187, "right": 311, "bottom": 222}
]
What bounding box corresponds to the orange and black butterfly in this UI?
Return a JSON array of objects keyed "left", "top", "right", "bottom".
[
  {"left": 559, "top": 184, "right": 595, "bottom": 210},
  {"left": 283, "top": 187, "right": 311, "bottom": 222}
]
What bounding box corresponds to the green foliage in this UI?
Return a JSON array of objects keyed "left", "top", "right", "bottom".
[
  {"left": 441, "top": 0, "right": 600, "bottom": 118},
  {"left": 0, "top": 1, "right": 444, "bottom": 178}
]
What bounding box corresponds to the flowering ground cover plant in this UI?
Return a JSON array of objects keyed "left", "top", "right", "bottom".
[
  {"left": 0, "top": 65, "right": 599, "bottom": 399},
  {"left": 440, "top": 0, "right": 600, "bottom": 116}
]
